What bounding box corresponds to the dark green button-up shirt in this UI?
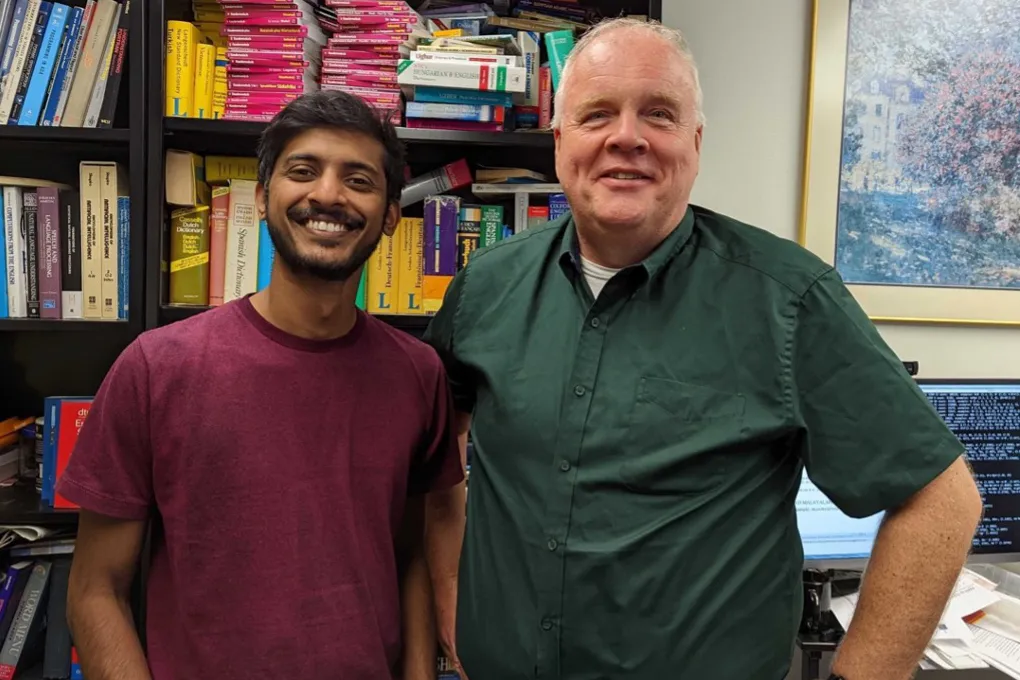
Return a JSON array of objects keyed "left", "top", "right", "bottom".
[{"left": 423, "top": 205, "right": 963, "bottom": 679}]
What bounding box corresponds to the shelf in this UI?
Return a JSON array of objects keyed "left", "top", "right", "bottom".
[
  {"left": 159, "top": 304, "right": 432, "bottom": 333},
  {"left": 0, "top": 483, "right": 78, "bottom": 526},
  {"left": 164, "top": 117, "right": 554, "bottom": 148},
  {"left": 0, "top": 125, "right": 130, "bottom": 144},
  {"left": 0, "top": 318, "right": 129, "bottom": 331}
]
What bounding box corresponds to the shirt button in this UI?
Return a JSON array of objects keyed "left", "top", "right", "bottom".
[
  {"left": 590, "top": 317, "right": 600, "bottom": 328},
  {"left": 573, "top": 385, "right": 585, "bottom": 397},
  {"left": 547, "top": 538, "right": 558, "bottom": 551},
  {"left": 541, "top": 618, "right": 553, "bottom": 631},
  {"left": 559, "top": 460, "right": 570, "bottom": 472}
]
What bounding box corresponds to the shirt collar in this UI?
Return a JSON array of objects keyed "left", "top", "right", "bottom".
[{"left": 557, "top": 205, "right": 696, "bottom": 281}]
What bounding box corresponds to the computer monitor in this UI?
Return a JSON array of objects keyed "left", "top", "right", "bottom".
[
  {"left": 797, "top": 475, "right": 884, "bottom": 569},
  {"left": 918, "top": 380, "right": 1020, "bottom": 564},
  {"left": 797, "top": 379, "right": 1020, "bottom": 567}
]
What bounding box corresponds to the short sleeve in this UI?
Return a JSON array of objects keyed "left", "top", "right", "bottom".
[
  {"left": 422, "top": 266, "right": 476, "bottom": 414},
  {"left": 54, "top": 340, "right": 154, "bottom": 520},
  {"left": 791, "top": 268, "right": 964, "bottom": 518},
  {"left": 408, "top": 359, "right": 465, "bottom": 496}
]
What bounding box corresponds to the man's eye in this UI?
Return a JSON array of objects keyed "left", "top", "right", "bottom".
[
  {"left": 290, "top": 167, "right": 314, "bottom": 178},
  {"left": 650, "top": 109, "right": 674, "bottom": 120}
]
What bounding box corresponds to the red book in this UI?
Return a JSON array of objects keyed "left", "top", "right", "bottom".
[{"left": 53, "top": 399, "right": 93, "bottom": 509}]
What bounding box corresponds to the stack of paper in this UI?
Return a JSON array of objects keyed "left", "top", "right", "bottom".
[{"left": 831, "top": 567, "right": 1020, "bottom": 675}]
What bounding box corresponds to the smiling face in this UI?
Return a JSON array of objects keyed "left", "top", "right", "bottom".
[
  {"left": 256, "top": 126, "right": 399, "bottom": 283},
  {"left": 554, "top": 28, "right": 703, "bottom": 245}
]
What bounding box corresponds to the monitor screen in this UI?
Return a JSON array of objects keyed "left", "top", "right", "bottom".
[
  {"left": 919, "top": 381, "right": 1020, "bottom": 559},
  {"left": 796, "top": 475, "right": 884, "bottom": 565}
]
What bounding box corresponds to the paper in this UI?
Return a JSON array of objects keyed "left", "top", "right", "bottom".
[{"left": 970, "top": 626, "right": 1020, "bottom": 678}]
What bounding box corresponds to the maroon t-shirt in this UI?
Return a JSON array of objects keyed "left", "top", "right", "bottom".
[{"left": 56, "top": 297, "right": 464, "bottom": 680}]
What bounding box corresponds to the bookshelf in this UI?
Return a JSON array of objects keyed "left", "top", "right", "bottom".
[{"left": 0, "top": 0, "right": 148, "bottom": 421}]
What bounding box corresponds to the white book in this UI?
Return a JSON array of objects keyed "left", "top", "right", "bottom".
[
  {"left": 222, "top": 180, "right": 259, "bottom": 304},
  {"left": 3, "top": 186, "right": 25, "bottom": 317},
  {"left": 81, "top": 2, "right": 119, "bottom": 128}
]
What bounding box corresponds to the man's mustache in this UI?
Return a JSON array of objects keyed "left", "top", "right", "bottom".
[{"left": 286, "top": 205, "right": 367, "bottom": 231}]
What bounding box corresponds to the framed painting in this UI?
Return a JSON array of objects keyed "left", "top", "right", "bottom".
[{"left": 799, "top": 0, "right": 1020, "bottom": 326}]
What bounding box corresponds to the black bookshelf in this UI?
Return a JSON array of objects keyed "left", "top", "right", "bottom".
[
  {"left": 0, "top": 483, "right": 79, "bottom": 526},
  {"left": 0, "top": 0, "right": 149, "bottom": 426},
  {"left": 159, "top": 304, "right": 432, "bottom": 335}
]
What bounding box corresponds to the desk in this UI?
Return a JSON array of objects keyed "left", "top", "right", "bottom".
[{"left": 795, "top": 635, "right": 1010, "bottom": 679}]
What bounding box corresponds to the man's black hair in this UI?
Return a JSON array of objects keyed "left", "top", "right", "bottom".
[{"left": 256, "top": 91, "right": 407, "bottom": 206}]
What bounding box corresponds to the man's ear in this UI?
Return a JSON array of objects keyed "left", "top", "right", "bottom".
[
  {"left": 256, "top": 182, "right": 267, "bottom": 220},
  {"left": 383, "top": 201, "right": 400, "bottom": 236}
]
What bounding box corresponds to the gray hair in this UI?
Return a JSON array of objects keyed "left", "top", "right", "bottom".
[{"left": 550, "top": 18, "right": 706, "bottom": 130}]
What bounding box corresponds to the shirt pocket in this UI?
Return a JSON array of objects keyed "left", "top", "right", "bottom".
[{"left": 619, "top": 376, "right": 747, "bottom": 495}]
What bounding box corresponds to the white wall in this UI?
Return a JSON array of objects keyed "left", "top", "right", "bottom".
[{"left": 663, "top": 0, "right": 1020, "bottom": 379}]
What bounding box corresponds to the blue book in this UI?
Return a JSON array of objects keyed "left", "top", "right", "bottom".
[
  {"left": 18, "top": 2, "right": 67, "bottom": 126},
  {"left": 0, "top": 0, "right": 28, "bottom": 101},
  {"left": 0, "top": 189, "right": 6, "bottom": 318},
  {"left": 8, "top": 1, "right": 51, "bottom": 124},
  {"left": 117, "top": 195, "right": 128, "bottom": 319},
  {"left": 412, "top": 86, "right": 514, "bottom": 108},
  {"left": 256, "top": 218, "right": 273, "bottom": 291},
  {"left": 39, "top": 3, "right": 79, "bottom": 126}
]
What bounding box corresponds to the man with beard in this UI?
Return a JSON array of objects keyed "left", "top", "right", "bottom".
[{"left": 56, "top": 91, "right": 467, "bottom": 680}]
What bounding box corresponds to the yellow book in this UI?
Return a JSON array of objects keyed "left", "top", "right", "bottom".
[
  {"left": 193, "top": 43, "right": 216, "bottom": 119},
  {"left": 396, "top": 217, "right": 424, "bottom": 315},
  {"left": 78, "top": 163, "right": 103, "bottom": 319},
  {"left": 165, "top": 20, "right": 201, "bottom": 117},
  {"left": 213, "top": 47, "right": 228, "bottom": 119},
  {"left": 367, "top": 233, "right": 399, "bottom": 314},
  {"left": 205, "top": 156, "right": 258, "bottom": 184}
]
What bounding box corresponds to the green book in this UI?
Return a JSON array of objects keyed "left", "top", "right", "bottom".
[
  {"left": 543, "top": 30, "right": 575, "bottom": 92},
  {"left": 480, "top": 205, "right": 504, "bottom": 249},
  {"left": 356, "top": 267, "right": 367, "bottom": 310}
]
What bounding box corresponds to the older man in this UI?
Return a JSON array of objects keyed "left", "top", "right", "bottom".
[{"left": 423, "top": 17, "right": 982, "bottom": 680}]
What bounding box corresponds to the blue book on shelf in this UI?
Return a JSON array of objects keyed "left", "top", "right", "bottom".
[
  {"left": 117, "top": 195, "right": 129, "bottom": 319},
  {"left": 0, "top": 189, "right": 6, "bottom": 318},
  {"left": 18, "top": 2, "right": 66, "bottom": 125},
  {"left": 39, "top": 3, "right": 80, "bottom": 126},
  {"left": 412, "top": 86, "right": 514, "bottom": 108},
  {"left": 256, "top": 218, "right": 273, "bottom": 291},
  {"left": 0, "top": 0, "right": 29, "bottom": 101},
  {"left": 9, "top": 1, "right": 52, "bottom": 124}
]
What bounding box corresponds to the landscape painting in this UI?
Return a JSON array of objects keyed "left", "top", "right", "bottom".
[
  {"left": 835, "top": 0, "right": 1020, "bottom": 290},
  {"left": 800, "top": 0, "right": 1020, "bottom": 325}
]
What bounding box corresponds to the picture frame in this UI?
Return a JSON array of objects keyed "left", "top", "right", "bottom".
[{"left": 799, "top": 0, "right": 1020, "bottom": 326}]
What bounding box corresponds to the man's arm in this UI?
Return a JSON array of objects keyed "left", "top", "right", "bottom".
[
  {"left": 66, "top": 510, "right": 151, "bottom": 680},
  {"left": 830, "top": 455, "right": 982, "bottom": 680},
  {"left": 399, "top": 494, "right": 437, "bottom": 680},
  {"left": 425, "top": 411, "right": 470, "bottom": 676}
]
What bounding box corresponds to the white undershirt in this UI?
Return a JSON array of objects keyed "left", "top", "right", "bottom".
[{"left": 580, "top": 256, "right": 622, "bottom": 299}]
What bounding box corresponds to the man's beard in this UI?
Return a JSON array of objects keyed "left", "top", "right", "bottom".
[{"left": 265, "top": 206, "right": 381, "bottom": 283}]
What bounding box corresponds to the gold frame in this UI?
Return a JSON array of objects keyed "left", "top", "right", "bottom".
[{"left": 798, "top": 0, "right": 1020, "bottom": 327}]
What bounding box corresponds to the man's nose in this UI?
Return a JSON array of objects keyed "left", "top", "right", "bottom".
[
  {"left": 306, "top": 173, "right": 347, "bottom": 207},
  {"left": 606, "top": 113, "right": 649, "bottom": 153}
]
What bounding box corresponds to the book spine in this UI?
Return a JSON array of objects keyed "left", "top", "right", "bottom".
[
  {"left": 117, "top": 194, "right": 127, "bottom": 318},
  {"left": 5, "top": 0, "right": 46, "bottom": 123},
  {"left": 479, "top": 204, "right": 503, "bottom": 249},
  {"left": 4, "top": 187, "right": 24, "bottom": 317},
  {"left": 39, "top": 4, "right": 80, "bottom": 125},
  {"left": 543, "top": 29, "right": 574, "bottom": 92},
  {"left": 207, "top": 186, "right": 229, "bottom": 305},
  {"left": 405, "top": 101, "right": 501, "bottom": 122},
  {"left": 0, "top": 0, "right": 27, "bottom": 104},
  {"left": 81, "top": 1, "right": 117, "bottom": 128},
  {"left": 79, "top": 162, "right": 100, "bottom": 318},
  {"left": 0, "top": 561, "right": 51, "bottom": 680},
  {"left": 366, "top": 230, "right": 397, "bottom": 313},
  {"left": 396, "top": 216, "right": 422, "bottom": 315},
  {"left": 50, "top": 0, "right": 90, "bottom": 126},
  {"left": 164, "top": 20, "right": 197, "bottom": 117},
  {"left": 411, "top": 85, "right": 514, "bottom": 107},
  {"left": 256, "top": 217, "right": 272, "bottom": 291},
  {"left": 0, "top": 190, "right": 6, "bottom": 318},
  {"left": 168, "top": 205, "right": 210, "bottom": 305},
  {"left": 193, "top": 41, "right": 214, "bottom": 119},
  {"left": 538, "top": 64, "right": 551, "bottom": 128},
  {"left": 96, "top": 0, "right": 129, "bottom": 128},
  {"left": 397, "top": 59, "right": 526, "bottom": 93},
  {"left": 36, "top": 186, "right": 60, "bottom": 318},
  {"left": 58, "top": 187, "right": 80, "bottom": 318},
  {"left": 422, "top": 195, "right": 458, "bottom": 315},
  {"left": 17, "top": 1, "right": 65, "bottom": 125},
  {"left": 98, "top": 163, "right": 117, "bottom": 318},
  {"left": 23, "top": 190, "right": 38, "bottom": 318},
  {"left": 222, "top": 180, "right": 258, "bottom": 303},
  {"left": 60, "top": 0, "right": 115, "bottom": 127}
]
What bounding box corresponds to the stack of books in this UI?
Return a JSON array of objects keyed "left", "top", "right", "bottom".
[
  {"left": 220, "top": 0, "right": 325, "bottom": 122},
  {"left": 316, "top": 0, "right": 427, "bottom": 124}
]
